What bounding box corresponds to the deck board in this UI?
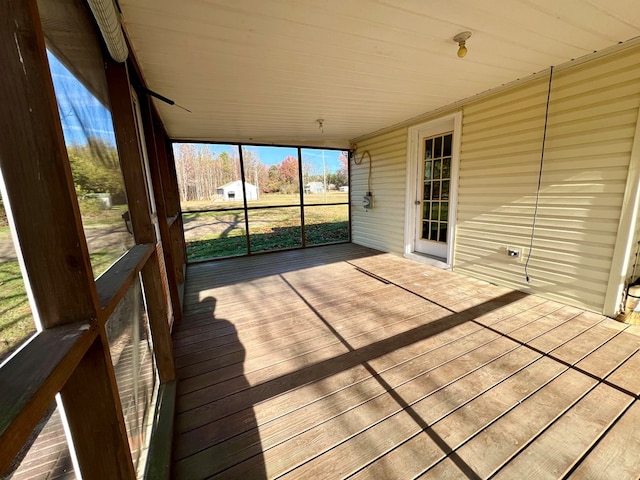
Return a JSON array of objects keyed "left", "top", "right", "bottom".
[
  {"left": 171, "top": 244, "right": 639, "bottom": 479},
  {"left": 430, "top": 356, "right": 567, "bottom": 451},
  {"left": 454, "top": 369, "right": 598, "bottom": 478},
  {"left": 550, "top": 319, "right": 626, "bottom": 366},
  {"left": 574, "top": 330, "right": 640, "bottom": 378},
  {"left": 174, "top": 327, "right": 502, "bottom": 465},
  {"left": 418, "top": 458, "right": 469, "bottom": 479},
  {"left": 567, "top": 400, "right": 640, "bottom": 480},
  {"left": 493, "top": 384, "right": 632, "bottom": 479},
  {"left": 337, "top": 347, "right": 542, "bottom": 479},
  {"left": 607, "top": 350, "right": 640, "bottom": 395}
]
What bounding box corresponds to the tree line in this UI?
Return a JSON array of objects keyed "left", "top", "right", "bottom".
[
  {"left": 173, "top": 144, "right": 348, "bottom": 202},
  {"left": 38, "top": 139, "right": 347, "bottom": 207},
  {"left": 67, "top": 137, "right": 126, "bottom": 204},
  {"left": 0, "top": 140, "right": 350, "bottom": 224}
]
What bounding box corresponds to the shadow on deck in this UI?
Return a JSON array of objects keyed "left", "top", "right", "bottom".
[{"left": 172, "top": 243, "right": 640, "bottom": 479}]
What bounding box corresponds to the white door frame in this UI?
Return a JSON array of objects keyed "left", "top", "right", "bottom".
[{"left": 404, "top": 112, "right": 462, "bottom": 268}]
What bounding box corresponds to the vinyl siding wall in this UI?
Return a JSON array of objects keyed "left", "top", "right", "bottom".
[
  {"left": 351, "top": 127, "right": 408, "bottom": 253},
  {"left": 351, "top": 45, "right": 640, "bottom": 313}
]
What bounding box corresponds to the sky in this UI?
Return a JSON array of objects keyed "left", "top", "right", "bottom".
[
  {"left": 192, "top": 144, "right": 346, "bottom": 174},
  {"left": 47, "top": 50, "right": 117, "bottom": 147}
]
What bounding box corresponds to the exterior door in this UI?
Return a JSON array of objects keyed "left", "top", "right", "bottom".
[{"left": 415, "top": 132, "right": 453, "bottom": 258}]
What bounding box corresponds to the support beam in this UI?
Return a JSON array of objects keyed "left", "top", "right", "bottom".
[
  {"left": 164, "top": 140, "right": 187, "bottom": 278},
  {"left": 142, "top": 247, "right": 177, "bottom": 381},
  {"left": 105, "top": 61, "right": 155, "bottom": 246},
  {"left": 60, "top": 336, "right": 136, "bottom": 479},
  {"left": 0, "top": 0, "right": 98, "bottom": 328},
  {"left": 603, "top": 108, "right": 640, "bottom": 316},
  {"left": 140, "top": 97, "right": 182, "bottom": 323},
  {"left": 171, "top": 218, "right": 186, "bottom": 284},
  {"left": 163, "top": 136, "right": 182, "bottom": 219},
  {"left": 105, "top": 58, "right": 176, "bottom": 382}
]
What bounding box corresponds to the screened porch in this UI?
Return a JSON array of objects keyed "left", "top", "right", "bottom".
[{"left": 172, "top": 244, "right": 640, "bottom": 479}]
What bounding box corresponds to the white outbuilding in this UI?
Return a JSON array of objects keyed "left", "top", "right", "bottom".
[
  {"left": 304, "top": 181, "right": 325, "bottom": 194},
  {"left": 216, "top": 180, "right": 258, "bottom": 201}
]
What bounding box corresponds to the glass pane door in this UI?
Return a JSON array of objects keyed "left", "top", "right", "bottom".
[{"left": 421, "top": 133, "right": 452, "bottom": 245}]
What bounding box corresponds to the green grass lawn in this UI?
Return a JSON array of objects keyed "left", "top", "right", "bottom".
[
  {"left": 0, "top": 252, "right": 119, "bottom": 363},
  {"left": 0, "top": 260, "right": 34, "bottom": 363},
  {"left": 182, "top": 202, "right": 349, "bottom": 261},
  {"left": 0, "top": 226, "right": 10, "bottom": 241}
]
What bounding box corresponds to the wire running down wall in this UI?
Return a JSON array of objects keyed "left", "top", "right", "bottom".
[
  {"left": 456, "top": 47, "right": 640, "bottom": 312},
  {"left": 351, "top": 128, "right": 408, "bottom": 253},
  {"left": 350, "top": 44, "right": 640, "bottom": 314}
]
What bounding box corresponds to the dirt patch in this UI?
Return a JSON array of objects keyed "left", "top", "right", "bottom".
[
  {"left": 182, "top": 215, "right": 245, "bottom": 241},
  {"left": 0, "top": 223, "right": 133, "bottom": 262}
]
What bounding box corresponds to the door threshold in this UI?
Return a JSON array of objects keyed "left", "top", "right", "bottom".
[{"left": 404, "top": 251, "right": 451, "bottom": 270}]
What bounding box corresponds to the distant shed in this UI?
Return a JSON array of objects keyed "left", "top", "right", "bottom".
[
  {"left": 305, "top": 181, "right": 325, "bottom": 194},
  {"left": 216, "top": 180, "right": 258, "bottom": 201}
]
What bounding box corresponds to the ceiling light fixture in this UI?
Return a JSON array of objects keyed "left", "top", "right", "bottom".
[{"left": 453, "top": 31, "right": 472, "bottom": 58}]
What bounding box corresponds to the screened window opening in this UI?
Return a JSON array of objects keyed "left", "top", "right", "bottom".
[
  {"left": 174, "top": 143, "right": 350, "bottom": 261},
  {"left": 47, "top": 49, "right": 133, "bottom": 277},
  {"left": 301, "top": 148, "right": 349, "bottom": 246}
]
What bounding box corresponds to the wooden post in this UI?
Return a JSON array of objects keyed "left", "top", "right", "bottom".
[
  {"left": 0, "top": 1, "right": 136, "bottom": 477},
  {"left": 171, "top": 217, "right": 186, "bottom": 284},
  {"left": 0, "top": 0, "right": 98, "bottom": 327},
  {"left": 140, "top": 95, "right": 183, "bottom": 323},
  {"left": 105, "top": 58, "right": 176, "bottom": 382},
  {"left": 158, "top": 131, "right": 186, "bottom": 286},
  {"left": 162, "top": 136, "right": 182, "bottom": 218},
  {"left": 60, "top": 336, "right": 136, "bottom": 479},
  {"left": 164, "top": 138, "right": 189, "bottom": 267}
]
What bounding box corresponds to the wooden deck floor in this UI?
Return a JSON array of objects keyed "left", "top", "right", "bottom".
[{"left": 171, "top": 244, "right": 640, "bottom": 479}]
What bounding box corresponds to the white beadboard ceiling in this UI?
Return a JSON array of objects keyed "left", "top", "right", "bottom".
[{"left": 117, "top": 0, "right": 640, "bottom": 147}]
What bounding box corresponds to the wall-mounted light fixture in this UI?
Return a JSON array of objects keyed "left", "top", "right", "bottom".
[
  {"left": 453, "top": 31, "right": 472, "bottom": 58},
  {"left": 316, "top": 118, "right": 325, "bottom": 133}
]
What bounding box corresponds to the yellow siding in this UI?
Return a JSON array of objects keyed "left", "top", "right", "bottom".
[
  {"left": 456, "top": 47, "right": 640, "bottom": 312},
  {"left": 351, "top": 45, "right": 640, "bottom": 314},
  {"left": 351, "top": 128, "right": 407, "bottom": 252}
]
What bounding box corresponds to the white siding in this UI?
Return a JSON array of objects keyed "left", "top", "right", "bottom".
[
  {"left": 351, "top": 128, "right": 407, "bottom": 253},
  {"left": 351, "top": 45, "right": 640, "bottom": 314},
  {"left": 626, "top": 211, "right": 640, "bottom": 284},
  {"left": 456, "top": 47, "right": 640, "bottom": 312}
]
